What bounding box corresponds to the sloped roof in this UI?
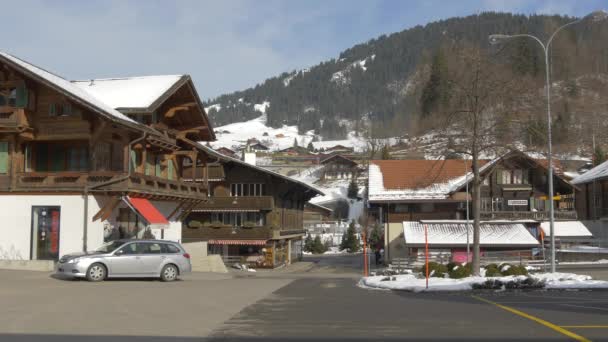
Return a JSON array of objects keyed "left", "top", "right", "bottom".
[
  {"left": 0, "top": 52, "right": 141, "bottom": 129},
  {"left": 368, "top": 159, "right": 491, "bottom": 201},
  {"left": 321, "top": 154, "right": 357, "bottom": 166},
  {"left": 571, "top": 160, "right": 608, "bottom": 184},
  {"left": 72, "top": 75, "right": 185, "bottom": 111},
  {"left": 403, "top": 221, "right": 539, "bottom": 248},
  {"left": 192, "top": 141, "right": 323, "bottom": 197},
  {"left": 540, "top": 221, "right": 593, "bottom": 238}
]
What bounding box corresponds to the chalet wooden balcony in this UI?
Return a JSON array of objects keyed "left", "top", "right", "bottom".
[
  {"left": 14, "top": 171, "right": 207, "bottom": 199},
  {"left": 196, "top": 196, "right": 275, "bottom": 211},
  {"left": 0, "top": 108, "right": 31, "bottom": 132},
  {"left": 480, "top": 211, "right": 577, "bottom": 221},
  {"left": 183, "top": 226, "right": 273, "bottom": 240}
]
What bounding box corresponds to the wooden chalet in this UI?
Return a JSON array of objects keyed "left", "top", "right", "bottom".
[
  {"left": 215, "top": 147, "right": 237, "bottom": 158},
  {"left": 183, "top": 145, "right": 323, "bottom": 268},
  {"left": 0, "top": 52, "right": 220, "bottom": 262},
  {"left": 367, "top": 150, "right": 578, "bottom": 262},
  {"left": 320, "top": 154, "right": 359, "bottom": 180}
]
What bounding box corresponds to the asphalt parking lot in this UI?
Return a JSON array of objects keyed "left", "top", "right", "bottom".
[{"left": 1, "top": 257, "right": 608, "bottom": 341}]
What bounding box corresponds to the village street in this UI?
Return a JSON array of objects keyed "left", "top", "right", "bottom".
[{"left": 1, "top": 255, "right": 608, "bottom": 341}]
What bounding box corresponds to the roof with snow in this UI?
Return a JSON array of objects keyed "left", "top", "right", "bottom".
[
  {"left": 403, "top": 221, "right": 540, "bottom": 248},
  {"left": 321, "top": 154, "right": 358, "bottom": 166},
  {"left": 540, "top": 221, "right": 593, "bottom": 238},
  {"left": 368, "top": 150, "right": 575, "bottom": 202},
  {"left": 368, "top": 159, "right": 492, "bottom": 202},
  {"left": 72, "top": 75, "right": 185, "bottom": 111},
  {"left": 571, "top": 160, "right": 608, "bottom": 184},
  {"left": 0, "top": 52, "right": 143, "bottom": 131}
]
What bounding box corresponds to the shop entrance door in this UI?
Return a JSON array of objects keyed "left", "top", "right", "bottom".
[{"left": 31, "top": 206, "right": 61, "bottom": 260}]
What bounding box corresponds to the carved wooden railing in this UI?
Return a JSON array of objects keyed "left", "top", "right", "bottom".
[
  {"left": 197, "top": 196, "right": 275, "bottom": 210},
  {"left": 15, "top": 171, "right": 207, "bottom": 199},
  {"left": 0, "top": 108, "right": 30, "bottom": 130}
]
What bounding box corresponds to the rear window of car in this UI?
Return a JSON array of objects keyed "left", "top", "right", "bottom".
[{"left": 163, "top": 244, "right": 181, "bottom": 254}]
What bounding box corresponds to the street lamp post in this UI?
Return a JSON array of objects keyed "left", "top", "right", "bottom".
[{"left": 489, "top": 10, "right": 608, "bottom": 273}]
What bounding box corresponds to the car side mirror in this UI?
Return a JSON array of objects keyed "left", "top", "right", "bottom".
[{"left": 114, "top": 249, "right": 124, "bottom": 256}]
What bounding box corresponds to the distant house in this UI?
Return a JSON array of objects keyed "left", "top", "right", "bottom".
[
  {"left": 324, "top": 144, "right": 354, "bottom": 154},
  {"left": 304, "top": 202, "right": 333, "bottom": 229},
  {"left": 320, "top": 154, "right": 359, "bottom": 180},
  {"left": 275, "top": 133, "right": 285, "bottom": 138},
  {"left": 367, "top": 150, "right": 578, "bottom": 263},
  {"left": 572, "top": 160, "right": 608, "bottom": 221},
  {"left": 249, "top": 142, "right": 270, "bottom": 152},
  {"left": 279, "top": 146, "right": 310, "bottom": 156},
  {"left": 215, "top": 147, "right": 237, "bottom": 158}
]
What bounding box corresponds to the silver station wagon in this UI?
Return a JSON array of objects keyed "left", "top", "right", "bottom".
[{"left": 56, "top": 239, "right": 192, "bottom": 282}]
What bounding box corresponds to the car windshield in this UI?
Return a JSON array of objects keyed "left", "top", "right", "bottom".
[{"left": 94, "top": 240, "right": 126, "bottom": 253}]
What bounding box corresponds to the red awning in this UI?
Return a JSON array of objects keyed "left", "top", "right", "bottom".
[
  {"left": 208, "top": 239, "right": 267, "bottom": 246},
  {"left": 125, "top": 197, "right": 170, "bottom": 229}
]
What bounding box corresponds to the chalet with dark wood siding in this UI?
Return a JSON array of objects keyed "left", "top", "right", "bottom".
[
  {"left": 183, "top": 145, "right": 322, "bottom": 268},
  {"left": 0, "top": 52, "right": 218, "bottom": 263},
  {"left": 320, "top": 154, "right": 359, "bottom": 180},
  {"left": 367, "top": 150, "right": 580, "bottom": 263}
]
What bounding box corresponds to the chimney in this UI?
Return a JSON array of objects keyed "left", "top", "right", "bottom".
[{"left": 244, "top": 152, "right": 256, "bottom": 166}]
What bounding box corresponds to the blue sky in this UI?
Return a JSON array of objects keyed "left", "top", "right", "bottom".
[{"left": 0, "top": 0, "right": 604, "bottom": 99}]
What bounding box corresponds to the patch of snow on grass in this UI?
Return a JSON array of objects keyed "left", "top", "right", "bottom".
[{"left": 359, "top": 272, "right": 608, "bottom": 292}]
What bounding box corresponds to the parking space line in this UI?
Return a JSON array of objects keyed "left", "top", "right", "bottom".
[
  {"left": 561, "top": 326, "right": 608, "bottom": 329},
  {"left": 560, "top": 304, "right": 608, "bottom": 312},
  {"left": 471, "top": 295, "right": 591, "bottom": 342}
]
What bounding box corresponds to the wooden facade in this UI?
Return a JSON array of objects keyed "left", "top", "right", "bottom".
[
  {"left": 320, "top": 154, "right": 359, "bottom": 180},
  {"left": 0, "top": 54, "right": 219, "bottom": 212},
  {"left": 370, "top": 153, "right": 577, "bottom": 225},
  {"left": 183, "top": 151, "right": 321, "bottom": 267}
]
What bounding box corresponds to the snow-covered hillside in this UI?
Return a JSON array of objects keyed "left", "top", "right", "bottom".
[{"left": 209, "top": 103, "right": 373, "bottom": 152}]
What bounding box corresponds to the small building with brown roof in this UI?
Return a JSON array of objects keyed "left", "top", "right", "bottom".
[{"left": 320, "top": 154, "right": 359, "bottom": 180}]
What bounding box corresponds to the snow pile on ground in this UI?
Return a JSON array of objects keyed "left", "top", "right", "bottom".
[{"left": 359, "top": 272, "right": 608, "bottom": 292}]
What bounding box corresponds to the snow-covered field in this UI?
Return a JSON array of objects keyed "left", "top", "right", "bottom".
[{"left": 359, "top": 272, "right": 608, "bottom": 292}]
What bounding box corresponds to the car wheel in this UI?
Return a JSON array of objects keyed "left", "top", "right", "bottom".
[
  {"left": 160, "top": 264, "right": 178, "bottom": 282},
  {"left": 86, "top": 263, "right": 106, "bottom": 282}
]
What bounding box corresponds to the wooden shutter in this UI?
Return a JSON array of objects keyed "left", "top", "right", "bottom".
[
  {"left": 145, "top": 153, "right": 154, "bottom": 176},
  {"left": 168, "top": 158, "right": 175, "bottom": 180},
  {"left": 0, "top": 142, "right": 8, "bottom": 174},
  {"left": 49, "top": 104, "right": 56, "bottom": 116},
  {"left": 16, "top": 85, "right": 28, "bottom": 108},
  {"left": 129, "top": 150, "right": 137, "bottom": 173},
  {"left": 155, "top": 156, "right": 161, "bottom": 176}
]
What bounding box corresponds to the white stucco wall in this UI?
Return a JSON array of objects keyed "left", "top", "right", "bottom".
[
  {"left": 0, "top": 195, "right": 183, "bottom": 261},
  {"left": 0, "top": 194, "right": 103, "bottom": 260}
]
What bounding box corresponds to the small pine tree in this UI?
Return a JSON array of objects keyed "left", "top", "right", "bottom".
[
  {"left": 368, "top": 224, "right": 384, "bottom": 251},
  {"left": 593, "top": 145, "right": 606, "bottom": 166},
  {"left": 347, "top": 178, "right": 359, "bottom": 199},
  {"left": 340, "top": 220, "right": 361, "bottom": 253},
  {"left": 307, "top": 141, "right": 314, "bottom": 151},
  {"left": 293, "top": 138, "right": 298, "bottom": 148},
  {"left": 304, "top": 234, "right": 313, "bottom": 252},
  {"left": 381, "top": 145, "right": 391, "bottom": 160},
  {"left": 312, "top": 235, "right": 327, "bottom": 254}
]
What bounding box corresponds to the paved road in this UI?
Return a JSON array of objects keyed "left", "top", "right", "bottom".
[{"left": 2, "top": 256, "right": 608, "bottom": 341}]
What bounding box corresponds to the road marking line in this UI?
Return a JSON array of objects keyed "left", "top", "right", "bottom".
[
  {"left": 471, "top": 295, "right": 591, "bottom": 342},
  {"left": 560, "top": 304, "right": 608, "bottom": 312},
  {"left": 561, "top": 326, "right": 608, "bottom": 329}
]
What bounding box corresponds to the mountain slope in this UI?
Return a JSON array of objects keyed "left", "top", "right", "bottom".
[{"left": 205, "top": 12, "right": 608, "bottom": 143}]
